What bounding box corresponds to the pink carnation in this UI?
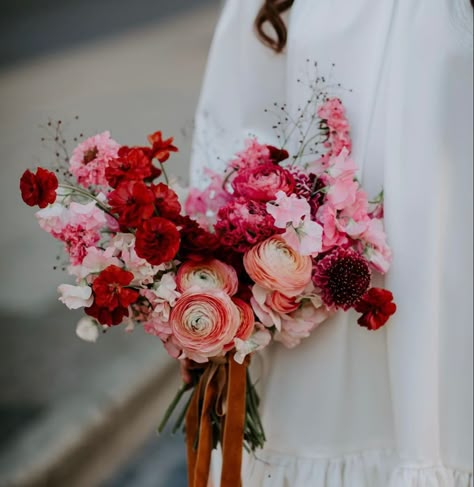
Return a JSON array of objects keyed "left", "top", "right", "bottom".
[
  {"left": 215, "top": 198, "right": 280, "bottom": 252},
  {"left": 230, "top": 139, "right": 273, "bottom": 170},
  {"left": 69, "top": 131, "right": 120, "bottom": 188}
]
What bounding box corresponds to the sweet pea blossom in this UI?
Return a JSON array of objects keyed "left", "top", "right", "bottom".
[
  {"left": 142, "top": 272, "right": 180, "bottom": 323},
  {"left": 68, "top": 246, "right": 121, "bottom": 280},
  {"left": 266, "top": 191, "right": 323, "bottom": 256},
  {"left": 58, "top": 284, "right": 93, "bottom": 309},
  {"left": 75, "top": 316, "right": 100, "bottom": 342},
  {"left": 234, "top": 325, "right": 272, "bottom": 364}
]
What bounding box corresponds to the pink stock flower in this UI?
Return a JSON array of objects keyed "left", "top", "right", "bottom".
[
  {"left": 244, "top": 236, "right": 313, "bottom": 297},
  {"left": 69, "top": 131, "right": 120, "bottom": 188},
  {"left": 170, "top": 289, "right": 241, "bottom": 363},
  {"left": 176, "top": 259, "right": 238, "bottom": 296}
]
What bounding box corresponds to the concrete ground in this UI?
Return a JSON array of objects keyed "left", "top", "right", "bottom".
[{"left": 0, "top": 2, "right": 220, "bottom": 485}]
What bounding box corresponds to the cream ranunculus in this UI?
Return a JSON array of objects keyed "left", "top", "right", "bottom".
[{"left": 243, "top": 236, "right": 312, "bottom": 296}]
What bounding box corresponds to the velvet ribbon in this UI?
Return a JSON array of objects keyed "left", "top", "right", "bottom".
[{"left": 186, "top": 357, "right": 248, "bottom": 487}]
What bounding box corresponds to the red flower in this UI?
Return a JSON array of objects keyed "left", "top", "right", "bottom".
[
  {"left": 108, "top": 180, "right": 155, "bottom": 229},
  {"left": 232, "top": 163, "right": 296, "bottom": 202},
  {"left": 152, "top": 183, "right": 181, "bottom": 220},
  {"left": 20, "top": 167, "right": 58, "bottom": 208},
  {"left": 105, "top": 146, "right": 161, "bottom": 188},
  {"left": 266, "top": 145, "right": 289, "bottom": 163},
  {"left": 177, "top": 215, "right": 219, "bottom": 257},
  {"left": 313, "top": 247, "right": 371, "bottom": 310},
  {"left": 354, "top": 287, "right": 397, "bottom": 330},
  {"left": 147, "top": 131, "right": 178, "bottom": 163},
  {"left": 135, "top": 217, "right": 180, "bottom": 265},
  {"left": 85, "top": 302, "right": 129, "bottom": 326},
  {"left": 91, "top": 265, "right": 139, "bottom": 310}
]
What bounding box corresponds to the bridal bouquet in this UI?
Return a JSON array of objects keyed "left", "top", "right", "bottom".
[{"left": 20, "top": 92, "right": 396, "bottom": 487}]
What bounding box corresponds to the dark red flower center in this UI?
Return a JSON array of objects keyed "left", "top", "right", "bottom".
[{"left": 83, "top": 147, "right": 99, "bottom": 164}]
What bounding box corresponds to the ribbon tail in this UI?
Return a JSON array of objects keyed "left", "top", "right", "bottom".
[
  {"left": 186, "top": 385, "right": 200, "bottom": 487},
  {"left": 220, "top": 359, "right": 247, "bottom": 487}
]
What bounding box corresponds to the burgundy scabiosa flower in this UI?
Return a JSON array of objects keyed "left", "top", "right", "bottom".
[{"left": 313, "top": 247, "right": 371, "bottom": 310}]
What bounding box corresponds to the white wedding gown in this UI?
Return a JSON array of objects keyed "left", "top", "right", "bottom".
[{"left": 190, "top": 0, "right": 473, "bottom": 485}]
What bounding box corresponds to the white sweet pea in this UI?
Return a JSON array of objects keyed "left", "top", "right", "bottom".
[
  {"left": 234, "top": 326, "right": 272, "bottom": 364},
  {"left": 76, "top": 317, "right": 99, "bottom": 343},
  {"left": 58, "top": 284, "right": 93, "bottom": 309}
]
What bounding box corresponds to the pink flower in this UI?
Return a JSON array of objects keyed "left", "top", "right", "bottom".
[
  {"left": 266, "top": 191, "right": 309, "bottom": 228},
  {"left": 282, "top": 219, "right": 323, "bottom": 256},
  {"left": 360, "top": 219, "right": 392, "bottom": 273},
  {"left": 335, "top": 191, "right": 371, "bottom": 238},
  {"left": 169, "top": 288, "right": 241, "bottom": 362},
  {"left": 316, "top": 203, "right": 349, "bottom": 251},
  {"left": 326, "top": 172, "right": 358, "bottom": 210},
  {"left": 141, "top": 272, "right": 180, "bottom": 323},
  {"left": 176, "top": 259, "right": 238, "bottom": 296},
  {"left": 232, "top": 163, "right": 295, "bottom": 202},
  {"left": 215, "top": 198, "right": 280, "bottom": 252},
  {"left": 276, "top": 300, "right": 330, "bottom": 348},
  {"left": 244, "top": 236, "right": 313, "bottom": 296},
  {"left": 69, "top": 131, "right": 120, "bottom": 188},
  {"left": 68, "top": 246, "right": 121, "bottom": 280},
  {"left": 234, "top": 325, "right": 271, "bottom": 364},
  {"left": 327, "top": 148, "right": 357, "bottom": 179},
  {"left": 230, "top": 139, "right": 273, "bottom": 170}
]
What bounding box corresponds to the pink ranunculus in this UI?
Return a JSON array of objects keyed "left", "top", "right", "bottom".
[
  {"left": 244, "top": 236, "right": 312, "bottom": 296},
  {"left": 69, "top": 131, "right": 120, "bottom": 189},
  {"left": 232, "top": 163, "right": 296, "bottom": 202},
  {"left": 232, "top": 298, "right": 256, "bottom": 342},
  {"left": 176, "top": 259, "right": 238, "bottom": 296},
  {"left": 169, "top": 288, "right": 241, "bottom": 362}
]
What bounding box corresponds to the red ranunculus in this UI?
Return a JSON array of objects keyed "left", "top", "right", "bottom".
[
  {"left": 105, "top": 146, "right": 161, "bottom": 188},
  {"left": 231, "top": 163, "right": 296, "bottom": 202},
  {"left": 147, "top": 131, "right": 178, "bottom": 163},
  {"left": 354, "top": 287, "right": 396, "bottom": 330},
  {"left": 20, "top": 167, "right": 58, "bottom": 208},
  {"left": 152, "top": 183, "right": 181, "bottom": 220},
  {"left": 85, "top": 302, "right": 129, "bottom": 326},
  {"left": 91, "top": 265, "right": 139, "bottom": 311},
  {"left": 135, "top": 217, "right": 180, "bottom": 265},
  {"left": 108, "top": 180, "right": 155, "bottom": 229}
]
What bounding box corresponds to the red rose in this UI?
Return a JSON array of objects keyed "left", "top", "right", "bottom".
[
  {"left": 135, "top": 217, "right": 180, "bottom": 265},
  {"left": 354, "top": 287, "right": 397, "bottom": 330},
  {"left": 20, "top": 167, "right": 58, "bottom": 208},
  {"left": 232, "top": 163, "right": 296, "bottom": 202},
  {"left": 91, "top": 265, "right": 139, "bottom": 311},
  {"left": 147, "top": 131, "right": 178, "bottom": 163},
  {"left": 105, "top": 146, "right": 161, "bottom": 188},
  {"left": 85, "top": 302, "right": 129, "bottom": 326},
  {"left": 108, "top": 180, "right": 155, "bottom": 229},
  {"left": 151, "top": 183, "right": 181, "bottom": 220}
]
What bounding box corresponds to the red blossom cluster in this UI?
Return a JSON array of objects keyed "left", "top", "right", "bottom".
[{"left": 20, "top": 167, "right": 58, "bottom": 208}]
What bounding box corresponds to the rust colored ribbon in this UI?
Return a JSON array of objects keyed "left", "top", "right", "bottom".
[{"left": 186, "top": 358, "right": 248, "bottom": 487}]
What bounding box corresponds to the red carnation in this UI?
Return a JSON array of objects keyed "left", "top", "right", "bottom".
[
  {"left": 147, "top": 131, "right": 178, "bottom": 163},
  {"left": 313, "top": 247, "right": 371, "bottom": 310},
  {"left": 20, "top": 167, "right": 58, "bottom": 208},
  {"left": 108, "top": 180, "right": 155, "bottom": 229},
  {"left": 85, "top": 302, "right": 130, "bottom": 326},
  {"left": 177, "top": 215, "right": 219, "bottom": 257},
  {"left": 152, "top": 183, "right": 181, "bottom": 220},
  {"left": 355, "top": 288, "right": 397, "bottom": 330},
  {"left": 105, "top": 146, "right": 161, "bottom": 188},
  {"left": 232, "top": 163, "right": 296, "bottom": 202},
  {"left": 91, "top": 265, "right": 139, "bottom": 310},
  {"left": 135, "top": 217, "right": 180, "bottom": 265}
]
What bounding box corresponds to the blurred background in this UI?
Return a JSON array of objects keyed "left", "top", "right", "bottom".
[{"left": 0, "top": 1, "right": 221, "bottom": 485}]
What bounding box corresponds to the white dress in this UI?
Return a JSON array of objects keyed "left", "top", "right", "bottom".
[{"left": 190, "top": 1, "right": 474, "bottom": 486}]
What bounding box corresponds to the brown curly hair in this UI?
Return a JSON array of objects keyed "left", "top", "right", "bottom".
[
  {"left": 256, "top": 0, "right": 474, "bottom": 52},
  {"left": 255, "top": 0, "right": 294, "bottom": 53}
]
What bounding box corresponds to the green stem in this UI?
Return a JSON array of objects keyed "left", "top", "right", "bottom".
[
  {"left": 158, "top": 161, "right": 170, "bottom": 185},
  {"left": 157, "top": 383, "right": 189, "bottom": 434},
  {"left": 59, "top": 184, "right": 117, "bottom": 219}
]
